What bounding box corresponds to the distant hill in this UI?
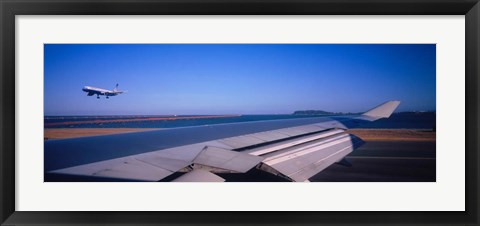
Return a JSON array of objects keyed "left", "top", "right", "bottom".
[{"left": 292, "top": 110, "right": 357, "bottom": 115}]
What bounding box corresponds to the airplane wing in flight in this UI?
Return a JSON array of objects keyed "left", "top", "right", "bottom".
[{"left": 45, "top": 101, "right": 400, "bottom": 182}]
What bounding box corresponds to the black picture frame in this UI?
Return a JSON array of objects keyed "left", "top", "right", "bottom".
[{"left": 1, "top": 0, "right": 478, "bottom": 225}]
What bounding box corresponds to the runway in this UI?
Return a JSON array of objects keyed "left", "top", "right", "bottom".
[{"left": 310, "top": 141, "right": 436, "bottom": 182}]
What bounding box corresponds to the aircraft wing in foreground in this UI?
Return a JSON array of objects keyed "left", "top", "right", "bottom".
[{"left": 45, "top": 101, "right": 400, "bottom": 182}]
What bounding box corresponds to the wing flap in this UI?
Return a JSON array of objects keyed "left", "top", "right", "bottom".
[
  {"left": 259, "top": 132, "right": 365, "bottom": 182},
  {"left": 244, "top": 129, "right": 344, "bottom": 156},
  {"left": 172, "top": 169, "right": 225, "bottom": 182},
  {"left": 193, "top": 146, "right": 264, "bottom": 173}
]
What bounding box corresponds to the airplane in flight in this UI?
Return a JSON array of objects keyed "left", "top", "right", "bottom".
[
  {"left": 82, "top": 84, "right": 125, "bottom": 99},
  {"left": 44, "top": 100, "right": 400, "bottom": 182}
]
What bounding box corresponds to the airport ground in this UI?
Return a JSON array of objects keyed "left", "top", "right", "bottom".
[
  {"left": 311, "top": 140, "right": 435, "bottom": 182},
  {"left": 44, "top": 128, "right": 436, "bottom": 182}
]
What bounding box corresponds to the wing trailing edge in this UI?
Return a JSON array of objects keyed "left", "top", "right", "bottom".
[{"left": 253, "top": 129, "right": 365, "bottom": 182}]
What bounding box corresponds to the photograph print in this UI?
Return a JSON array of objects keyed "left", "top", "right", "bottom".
[{"left": 44, "top": 44, "right": 436, "bottom": 182}]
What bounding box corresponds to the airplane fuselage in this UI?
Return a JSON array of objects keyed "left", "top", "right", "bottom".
[{"left": 82, "top": 85, "right": 124, "bottom": 99}]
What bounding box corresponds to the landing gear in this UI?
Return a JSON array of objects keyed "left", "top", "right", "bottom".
[
  {"left": 97, "top": 94, "right": 100, "bottom": 99},
  {"left": 106, "top": 96, "right": 109, "bottom": 99}
]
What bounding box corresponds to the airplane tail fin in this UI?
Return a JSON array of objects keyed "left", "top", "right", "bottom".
[
  {"left": 362, "top": 100, "right": 401, "bottom": 119},
  {"left": 113, "top": 83, "right": 119, "bottom": 92}
]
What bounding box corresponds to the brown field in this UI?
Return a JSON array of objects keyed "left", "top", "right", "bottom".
[
  {"left": 347, "top": 129, "right": 435, "bottom": 142},
  {"left": 44, "top": 128, "right": 156, "bottom": 140}
]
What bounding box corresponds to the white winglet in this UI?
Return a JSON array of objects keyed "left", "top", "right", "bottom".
[{"left": 362, "top": 100, "right": 401, "bottom": 119}]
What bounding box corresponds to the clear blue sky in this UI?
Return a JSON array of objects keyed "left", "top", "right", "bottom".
[{"left": 44, "top": 44, "right": 435, "bottom": 116}]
